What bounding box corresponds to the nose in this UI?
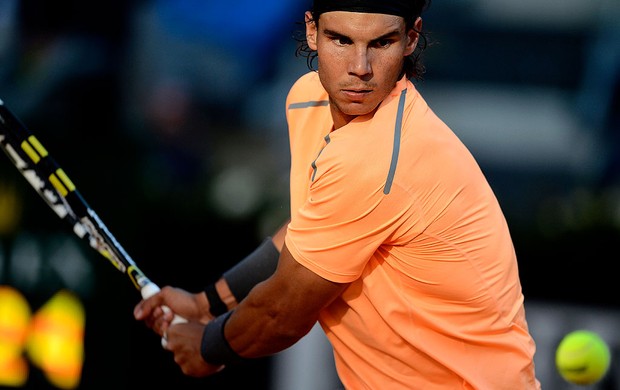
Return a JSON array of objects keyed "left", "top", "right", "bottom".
[{"left": 348, "top": 48, "right": 372, "bottom": 78}]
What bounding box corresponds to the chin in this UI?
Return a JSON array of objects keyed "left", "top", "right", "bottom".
[{"left": 344, "top": 102, "right": 379, "bottom": 117}]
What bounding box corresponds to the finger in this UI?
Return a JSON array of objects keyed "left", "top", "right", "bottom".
[
  {"left": 134, "top": 292, "right": 166, "bottom": 320},
  {"left": 154, "top": 314, "right": 171, "bottom": 337},
  {"left": 134, "top": 299, "right": 158, "bottom": 320},
  {"left": 142, "top": 306, "right": 168, "bottom": 333},
  {"left": 162, "top": 329, "right": 170, "bottom": 350},
  {"left": 133, "top": 301, "right": 147, "bottom": 320}
]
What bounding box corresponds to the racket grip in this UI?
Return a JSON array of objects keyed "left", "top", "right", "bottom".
[{"left": 140, "top": 282, "right": 188, "bottom": 348}]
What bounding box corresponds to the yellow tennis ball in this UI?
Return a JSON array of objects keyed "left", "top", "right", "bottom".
[{"left": 556, "top": 330, "right": 611, "bottom": 385}]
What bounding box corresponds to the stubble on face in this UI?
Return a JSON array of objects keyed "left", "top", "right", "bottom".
[{"left": 308, "top": 11, "right": 414, "bottom": 128}]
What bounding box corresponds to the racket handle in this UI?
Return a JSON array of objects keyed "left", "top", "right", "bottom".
[{"left": 140, "top": 282, "right": 188, "bottom": 348}]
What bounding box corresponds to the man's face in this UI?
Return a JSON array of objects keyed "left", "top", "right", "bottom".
[{"left": 306, "top": 11, "right": 419, "bottom": 128}]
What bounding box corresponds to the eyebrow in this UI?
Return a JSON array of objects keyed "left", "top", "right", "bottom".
[{"left": 322, "top": 28, "right": 402, "bottom": 42}]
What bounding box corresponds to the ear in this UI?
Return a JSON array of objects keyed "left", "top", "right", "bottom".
[
  {"left": 305, "top": 11, "right": 318, "bottom": 51},
  {"left": 405, "top": 17, "right": 422, "bottom": 56}
]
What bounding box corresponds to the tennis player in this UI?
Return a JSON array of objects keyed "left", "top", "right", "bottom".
[{"left": 135, "top": 0, "right": 542, "bottom": 388}]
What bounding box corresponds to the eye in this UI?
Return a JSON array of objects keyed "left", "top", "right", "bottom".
[
  {"left": 374, "top": 38, "right": 393, "bottom": 48},
  {"left": 335, "top": 36, "right": 352, "bottom": 46}
]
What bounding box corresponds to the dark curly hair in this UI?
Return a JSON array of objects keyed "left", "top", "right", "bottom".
[{"left": 294, "top": 0, "right": 432, "bottom": 81}]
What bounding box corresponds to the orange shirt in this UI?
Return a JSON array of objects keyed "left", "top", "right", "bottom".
[{"left": 284, "top": 71, "right": 540, "bottom": 389}]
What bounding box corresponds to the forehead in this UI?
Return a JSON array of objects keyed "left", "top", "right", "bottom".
[{"left": 318, "top": 11, "right": 406, "bottom": 36}]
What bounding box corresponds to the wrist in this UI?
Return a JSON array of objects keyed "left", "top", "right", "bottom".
[
  {"left": 200, "top": 311, "right": 248, "bottom": 366},
  {"left": 196, "top": 290, "right": 215, "bottom": 323}
]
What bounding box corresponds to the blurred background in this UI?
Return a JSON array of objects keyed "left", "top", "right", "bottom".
[{"left": 0, "top": 0, "right": 618, "bottom": 389}]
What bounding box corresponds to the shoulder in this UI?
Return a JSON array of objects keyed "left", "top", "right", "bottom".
[
  {"left": 286, "top": 71, "right": 327, "bottom": 106},
  {"left": 291, "top": 71, "right": 321, "bottom": 91}
]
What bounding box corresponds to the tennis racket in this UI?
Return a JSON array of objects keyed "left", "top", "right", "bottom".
[{"left": 0, "top": 98, "right": 185, "bottom": 347}]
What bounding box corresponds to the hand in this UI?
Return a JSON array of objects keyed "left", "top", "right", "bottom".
[
  {"left": 134, "top": 286, "right": 213, "bottom": 337},
  {"left": 164, "top": 321, "right": 225, "bottom": 377}
]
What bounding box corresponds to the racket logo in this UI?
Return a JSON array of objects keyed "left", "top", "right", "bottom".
[
  {"left": 0, "top": 135, "right": 70, "bottom": 219},
  {"left": 21, "top": 135, "right": 48, "bottom": 162}
]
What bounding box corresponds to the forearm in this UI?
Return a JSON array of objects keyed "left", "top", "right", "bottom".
[
  {"left": 225, "top": 278, "right": 316, "bottom": 357},
  {"left": 200, "top": 245, "right": 347, "bottom": 366},
  {"left": 203, "top": 220, "right": 288, "bottom": 317},
  {"left": 222, "top": 237, "right": 280, "bottom": 302},
  {"left": 200, "top": 278, "right": 312, "bottom": 368}
]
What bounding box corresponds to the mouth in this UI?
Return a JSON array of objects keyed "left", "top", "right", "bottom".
[{"left": 341, "top": 88, "right": 373, "bottom": 100}]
